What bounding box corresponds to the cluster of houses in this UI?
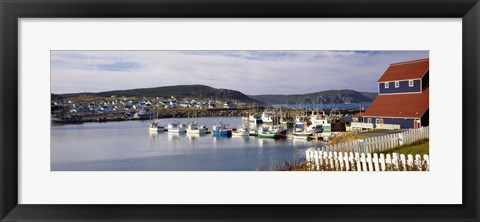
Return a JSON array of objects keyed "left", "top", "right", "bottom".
[{"left": 51, "top": 95, "right": 246, "bottom": 119}]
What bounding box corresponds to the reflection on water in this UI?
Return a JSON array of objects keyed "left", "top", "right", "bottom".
[{"left": 51, "top": 117, "right": 324, "bottom": 171}]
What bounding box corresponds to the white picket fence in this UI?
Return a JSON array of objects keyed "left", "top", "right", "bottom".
[
  {"left": 316, "top": 126, "right": 429, "bottom": 153},
  {"left": 375, "top": 123, "right": 401, "bottom": 130},
  {"left": 305, "top": 150, "right": 429, "bottom": 171},
  {"left": 350, "top": 122, "right": 400, "bottom": 130},
  {"left": 351, "top": 122, "right": 374, "bottom": 129}
]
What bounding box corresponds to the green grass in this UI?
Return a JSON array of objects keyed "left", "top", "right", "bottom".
[
  {"left": 328, "top": 132, "right": 367, "bottom": 145},
  {"left": 379, "top": 139, "right": 429, "bottom": 155}
]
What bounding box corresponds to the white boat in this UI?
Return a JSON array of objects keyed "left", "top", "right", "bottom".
[
  {"left": 280, "top": 117, "right": 289, "bottom": 125},
  {"left": 232, "top": 124, "right": 250, "bottom": 136},
  {"left": 249, "top": 114, "right": 262, "bottom": 123},
  {"left": 148, "top": 122, "right": 165, "bottom": 132},
  {"left": 308, "top": 110, "right": 331, "bottom": 134},
  {"left": 167, "top": 121, "right": 186, "bottom": 133},
  {"left": 310, "top": 110, "right": 327, "bottom": 125},
  {"left": 294, "top": 122, "right": 305, "bottom": 133},
  {"left": 307, "top": 123, "right": 324, "bottom": 134},
  {"left": 148, "top": 110, "right": 164, "bottom": 132},
  {"left": 246, "top": 105, "right": 262, "bottom": 123},
  {"left": 261, "top": 111, "right": 274, "bottom": 124},
  {"left": 185, "top": 111, "right": 207, "bottom": 134},
  {"left": 293, "top": 121, "right": 312, "bottom": 140},
  {"left": 295, "top": 115, "right": 308, "bottom": 125},
  {"left": 186, "top": 123, "right": 207, "bottom": 134},
  {"left": 278, "top": 108, "right": 289, "bottom": 125},
  {"left": 293, "top": 131, "right": 313, "bottom": 140}
]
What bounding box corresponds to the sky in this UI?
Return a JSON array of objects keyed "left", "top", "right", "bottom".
[{"left": 51, "top": 50, "right": 429, "bottom": 95}]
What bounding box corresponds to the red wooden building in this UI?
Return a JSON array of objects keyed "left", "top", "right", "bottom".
[{"left": 359, "top": 58, "right": 429, "bottom": 129}]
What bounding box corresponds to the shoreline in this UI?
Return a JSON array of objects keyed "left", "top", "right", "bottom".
[{"left": 52, "top": 107, "right": 361, "bottom": 124}]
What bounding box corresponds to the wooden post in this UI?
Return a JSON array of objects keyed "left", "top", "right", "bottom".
[
  {"left": 323, "top": 151, "right": 329, "bottom": 170},
  {"left": 407, "top": 154, "right": 414, "bottom": 171},
  {"left": 349, "top": 152, "right": 354, "bottom": 171},
  {"left": 415, "top": 154, "right": 422, "bottom": 171},
  {"left": 355, "top": 152, "right": 361, "bottom": 171},
  {"left": 360, "top": 153, "right": 367, "bottom": 171},
  {"left": 423, "top": 154, "right": 430, "bottom": 171},
  {"left": 314, "top": 150, "right": 320, "bottom": 171},
  {"left": 338, "top": 152, "right": 344, "bottom": 171},
  {"left": 400, "top": 154, "right": 406, "bottom": 171},
  {"left": 344, "top": 152, "right": 350, "bottom": 171},
  {"left": 385, "top": 154, "right": 392, "bottom": 171},
  {"left": 366, "top": 153, "right": 373, "bottom": 172},
  {"left": 373, "top": 153, "right": 380, "bottom": 171},
  {"left": 392, "top": 153, "right": 399, "bottom": 170},
  {"left": 328, "top": 152, "right": 334, "bottom": 170}
]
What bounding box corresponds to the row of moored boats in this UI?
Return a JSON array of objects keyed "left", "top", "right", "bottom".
[{"left": 149, "top": 110, "right": 333, "bottom": 140}]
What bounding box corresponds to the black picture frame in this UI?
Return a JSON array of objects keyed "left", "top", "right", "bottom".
[{"left": 1, "top": 0, "right": 479, "bottom": 221}]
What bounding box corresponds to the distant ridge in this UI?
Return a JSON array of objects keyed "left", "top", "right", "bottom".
[
  {"left": 249, "top": 90, "right": 377, "bottom": 105},
  {"left": 55, "top": 85, "right": 260, "bottom": 103},
  {"left": 53, "top": 86, "right": 377, "bottom": 104}
]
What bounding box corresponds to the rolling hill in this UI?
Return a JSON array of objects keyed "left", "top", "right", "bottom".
[
  {"left": 248, "top": 90, "right": 377, "bottom": 105},
  {"left": 55, "top": 85, "right": 260, "bottom": 103},
  {"left": 54, "top": 86, "right": 377, "bottom": 105}
]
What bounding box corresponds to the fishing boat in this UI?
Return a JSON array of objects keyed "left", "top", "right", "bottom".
[
  {"left": 310, "top": 110, "right": 327, "bottom": 125},
  {"left": 307, "top": 123, "right": 324, "bottom": 134},
  {"left": 148, "top": 110, "right": 164, "bottom": 132},
  {"left": 185, "top": 111, "right": 207, "bottom": 134},
  {"left": 212, "top": 123, "right": 232, "bottom": 137},
  {"left": 257, "top": 126, "right": 276, "bottom": 138},
  {"left": 295, "top": 115, "right": 308, "bottom": 125},
  {"left": 167, "top": 120, "right": 186, "bottom": 133},
  {"left": 186, "top": 123, "right": 207, "bottom": 134},
  {"left": 257, "top": 125, "right": 286, "bottom": 139},
  {"left": 247, "top": 105, "right": 263, "bottom": 123},
  {"left": 232, "top": 124, "right": 250, "bottom": 136},
  {"left": 148, "top": 122, "right": 165, "bottom": 132},
  {"left": 294, "top": 122, "right": 305, "bottom": 133},
  {"left": 293, "top": 122, "right": 312, "bottom": 140},
  {"left": 308, "top": 110, "right": 331, "bottom": 134},
  {"left": 261, "top": 110, "right": 274, "bottom": 124},
  {"left": 293, "top": 131, "right": 313, "bottom": 140},
  {"left": 278, "top": 108, "right": 290, "bottom": 126},
  {"left": 249, "top": 128, "right": 258, "bottom": 136},
  {"left": 248, "top": 114, "right": 262, "bottom": 123},
  {"left": 242, "top": 113, "right": 262, "bottom": 123}
]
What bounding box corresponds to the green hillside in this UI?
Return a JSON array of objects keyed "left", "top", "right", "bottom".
[
  {"left": 55, "top": 86, "right": 377, "bottom": 105},
  {"left": 249, "top": 90, "right": 377, "bottom": 105},
  {"left": 57, "top": 85, "right": 260, "bottom": 103}
]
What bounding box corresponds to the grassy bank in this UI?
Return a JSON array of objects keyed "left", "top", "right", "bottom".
[
  {"left": 328, "top": 132, "right": 367, "bottom": 145},
  {"left": 378, "top": 139, "right": 429, "bottom": 155}
]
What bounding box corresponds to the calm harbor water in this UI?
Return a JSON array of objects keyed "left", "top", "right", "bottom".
[{"left": 51, "top": 117, "right": 324, "bottom": 171}]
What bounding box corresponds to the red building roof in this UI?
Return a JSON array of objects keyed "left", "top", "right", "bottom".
[
  {"left": 378, "top": 58, "right": 429, "bottom": 82},
  {"left": 361, "top": 88, "right": 429, "bottom": 118}
]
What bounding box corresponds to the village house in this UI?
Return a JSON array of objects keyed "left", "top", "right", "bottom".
[
  {"left": 224, "top": 102, "right": 236, "bottom": 109},
  {"left": 359, "top": 58, "right": 429, "bottom": 129}
]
